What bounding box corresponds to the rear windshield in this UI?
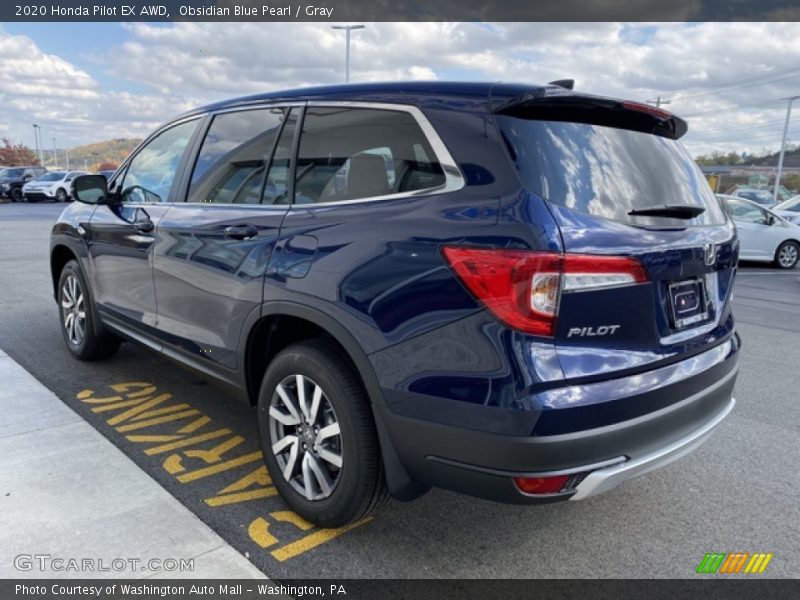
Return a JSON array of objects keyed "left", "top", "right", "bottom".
[{"left": 496, "top": 116, "right": 726, "bottom": 227}]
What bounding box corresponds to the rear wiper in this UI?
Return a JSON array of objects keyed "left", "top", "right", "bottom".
[{"left": 628, "top": 204, "right": 706, "bottom": 219}]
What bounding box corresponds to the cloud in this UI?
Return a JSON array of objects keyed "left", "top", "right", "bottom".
[{"left": 2, "top": 22, "right": 800, "bottom": 156}]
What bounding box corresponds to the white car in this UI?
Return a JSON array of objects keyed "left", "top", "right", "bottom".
[
  {"left": 718, "top": 194, "right": 800, "bottom": 269},
  {"left": 22, "top": 170, "right": 89, "bottom": 203},
  {"left": 773, "top": 194, "right": 800, "bottom": 225}
]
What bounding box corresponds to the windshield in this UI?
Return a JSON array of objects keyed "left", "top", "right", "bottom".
[
  {"left": 38, "top": 171, "right": 67, "bottom": 182},
  {"left": 737, "top": 190, "right": 773, "bottom": 205},
  {"left": 775, "top": 195, "right": 800, "bottom": 212},
  {"left": 1, "top": 168, "right": 24, "bottom": 178},
  {"left": 496, "top": 116, "right": 727, "bottom": 227}
]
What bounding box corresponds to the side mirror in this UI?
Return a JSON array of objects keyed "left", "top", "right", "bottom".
[
  {"left": 73, "top": 174, "right": 109, "bottom": 205},
  {"left": 766, "top": 214, "right": 776, "bottom": 226}
]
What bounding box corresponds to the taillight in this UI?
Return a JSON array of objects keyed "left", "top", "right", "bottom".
[{"left": 442, "top": 247, "right": 648, "bottom": 337}]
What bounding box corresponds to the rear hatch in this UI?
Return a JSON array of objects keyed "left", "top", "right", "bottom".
[{"left": 494, "top": 91, "right": 738, "bottom": 380}]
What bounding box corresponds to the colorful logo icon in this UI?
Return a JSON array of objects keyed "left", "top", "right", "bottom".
[{"left": 696, "top": 552, "right": 773, "bottom": 574}]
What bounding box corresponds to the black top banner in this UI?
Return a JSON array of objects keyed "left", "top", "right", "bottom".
[{"left": 3, "top": 0, "right": 800, "bottom": 22}]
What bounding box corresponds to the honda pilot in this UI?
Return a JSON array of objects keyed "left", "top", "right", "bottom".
[{"left": 50, "top": 81, "right": 739, "bottom": 526}]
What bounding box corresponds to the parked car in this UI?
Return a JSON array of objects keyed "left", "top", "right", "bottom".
[
  {"left": 729, "top": 187, "right": 776, "bottom": 207},
  {"left": 98, "top": 170, "right": 116, "bottom": 180},
  {"left": 23, "top": 170, "right": 89, "bottom": 202},
  {"left": 717, "top": 194, "right": 800, "bottom": 269},
  {"left": 773, "top": 194, "right": 800, "bottom": 224},
  {"left": 0, "top": 166, "right": 47, "bottom": 202},
  {"left": 51, "top": 82, "right": 740, "bottom": 526}
]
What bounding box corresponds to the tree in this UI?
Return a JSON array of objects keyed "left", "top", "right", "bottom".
[
  {"left": 0, "top": 138, "right": 40, "bottom": 167},
  {"left": 780, "top": 172, "right": 800, "bottom": 194},
  {"left": 97, "top": 161, "right": 118, "bottom": 172}
]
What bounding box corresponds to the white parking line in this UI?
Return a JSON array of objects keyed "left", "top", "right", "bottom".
[{"left": 737, "top": 271, "right": 800, "bottom": 275}]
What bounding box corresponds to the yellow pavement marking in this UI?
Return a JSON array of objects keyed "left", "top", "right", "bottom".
[
  {"left": 116, "top": 409, "right": 201, "bottom": 432},
  {"left": 176, "top": 450, "right": 263, "bottom": 482},
  {"left": 270, "top": 518, "right": 373, "bottom": 562},
  {"left": 106, "top": 393, "right": 173, "bottom": 425},
  {"left": 142, "top": 428, "right": 233, "bottom": 455}
]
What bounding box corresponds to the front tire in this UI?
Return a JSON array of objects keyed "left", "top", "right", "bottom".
[
  {"left": 257, "top": 340, "right": 387, "bottom": 527},
  {"left": 56, "top": 188, "right": 68, "bottom": 203},
  {"left": 57, "top": 260, "right": 121, "bottom": 360},
  {"left": 10, "top": 187, "right": 22, "bottom": 202},
  {"left": 774, "top": 241, "right": 799, "bottom": 269}
]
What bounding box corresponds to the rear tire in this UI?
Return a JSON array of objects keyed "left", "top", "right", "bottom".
[
  {"left": 774, "top": 241, "right": 799, "bottom": 269},
  {"left": 256, "top": 339, "right": 387, "bottom": 527},
  {"left": 57, "top": 260, "right": 121, "bottom": 360}
]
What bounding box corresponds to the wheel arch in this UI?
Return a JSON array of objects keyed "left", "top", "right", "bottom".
[
  {"left": 50, "top": 244, "right": 78, "bottom": 299},
  {"left": 244, "top": 301, "right": 427, "bottom": 501},
  {"left": 244, "top": 302, "right": 384, "bottom": 409}
]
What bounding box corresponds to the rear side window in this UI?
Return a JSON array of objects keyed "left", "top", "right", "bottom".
[
  {"left": 496, "top": 116, "right": 726, "bottom": 227},
  {"left": 294, "top": 107, "right": 445, "bottom": 204},
  {"left": 188, "top": 107, "right": 289, "bottom": 204}
]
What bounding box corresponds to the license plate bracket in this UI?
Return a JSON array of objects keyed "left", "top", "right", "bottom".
[{"left": 669, "top": 278, "right": 708, "bottom": 329}]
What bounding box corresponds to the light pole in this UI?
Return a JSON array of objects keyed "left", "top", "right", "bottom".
[
  {"left": 646, "top": 96, "right": 671, "bottom": 109},
  {"left": 774, "top": 95, "right": 799, "bottom": 203},
  {"left": 331, "top": 24, "right": 364, "bottom": 83},
  {"left": 32, "top": 124, "right": 43, "bottom": 165},
  {"left": 52, "top": 137, "right": 57, "bottom": 168}
]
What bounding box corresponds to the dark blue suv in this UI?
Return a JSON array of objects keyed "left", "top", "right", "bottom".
[{"left": 50, "top": 81, "right": 739, "bottom": 526}]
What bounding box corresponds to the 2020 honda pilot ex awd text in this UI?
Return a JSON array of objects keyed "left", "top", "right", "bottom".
[{"left": 51, "top": 82, "right": 739, "bottom": 527}]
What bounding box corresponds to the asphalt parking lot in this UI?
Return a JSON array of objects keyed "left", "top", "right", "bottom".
[{"left": 1, "top": 201, "right": 798, "bottom": 579}]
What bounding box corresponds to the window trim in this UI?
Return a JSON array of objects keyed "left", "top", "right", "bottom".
[
  {"left": 291, "top": 101, "right": 465, "bottom": 208},
  {"left": 183, "top": 105, "right": 297, "bottom": 207},
  {"left": 110, "top": 115, "right": 204, "bottom": 205}
]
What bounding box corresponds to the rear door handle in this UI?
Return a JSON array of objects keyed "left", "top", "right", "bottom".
[{"left": 223, "top": 224, "right": 258, "bottom": 240}]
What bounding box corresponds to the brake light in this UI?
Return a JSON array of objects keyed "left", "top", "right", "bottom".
[
  {"left": 442, "top": 247, "right": 648, "bottom": 337},
  {"left": 621, "top": 100, "right": 672, "bottom": 121}
]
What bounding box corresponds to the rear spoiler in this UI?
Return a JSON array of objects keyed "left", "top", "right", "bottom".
[{"left": 492, "top": 88, "right": 688, "bottom": 140}]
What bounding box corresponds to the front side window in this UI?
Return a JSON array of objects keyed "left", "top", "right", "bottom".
[
  {"left": 120, "top": 119, "right": 199, "bottom": 204},
  {"left": 724, "top": 198, "right": 768, "bottom": 224},
  {"left": 294, "top": 107, "right": 446, "bottom": 204},
  {"left": 188, "top": 108, "right": 289, "bottom": 204}
]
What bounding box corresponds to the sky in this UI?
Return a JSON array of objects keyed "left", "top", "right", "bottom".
[{"left": 1, "top": 21, "right": 800, "bottom": 158}]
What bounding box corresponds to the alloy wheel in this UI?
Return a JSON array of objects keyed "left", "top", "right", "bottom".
[
  {"left": 61, "top": 274, "right": 86, "bottom": 345},
  {"left": 778, "top": 243, "right": 798, "bottom": 268},
  {"left": 268, "top": 374, "right": 343, "bottom": 501}
]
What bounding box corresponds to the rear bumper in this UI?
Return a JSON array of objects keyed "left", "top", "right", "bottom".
[
  {"left": 376, "top": 336, "right": 738, "bottom": 504},
  {"left": 569, "top": 395, "right": 734, "bottom": 500}
]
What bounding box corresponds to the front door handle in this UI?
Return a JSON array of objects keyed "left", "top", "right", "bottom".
[{"left": 223, "top": 224, "right": 258, "bottom": 240}]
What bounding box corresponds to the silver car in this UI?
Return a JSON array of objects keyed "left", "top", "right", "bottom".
[
  {"left": 773, "top": 195, "right": 800, "bottom": 225},
  {"left": 718, "top": 194, "right": 800, "bottom": 269}
]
